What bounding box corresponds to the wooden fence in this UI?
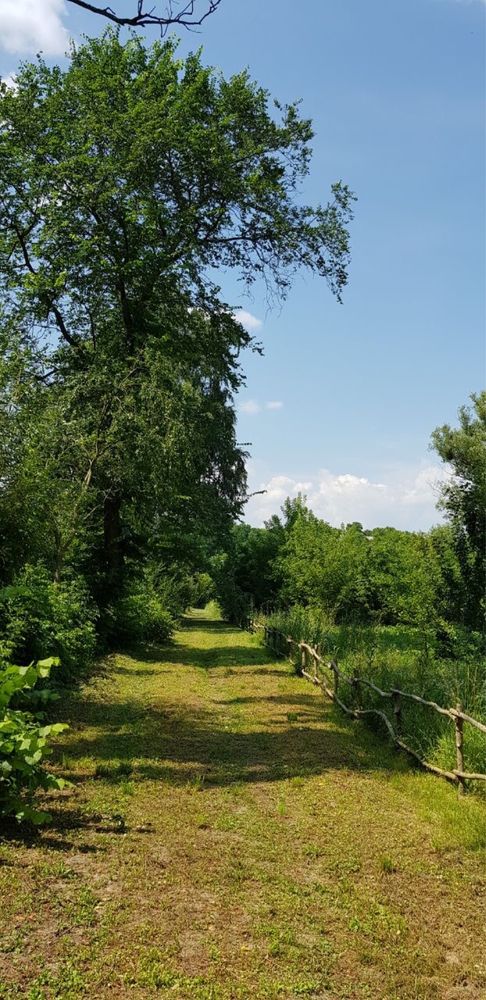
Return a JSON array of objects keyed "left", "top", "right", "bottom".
[{"left": 245, "top": 619, "right": 486, "bottom": 795}]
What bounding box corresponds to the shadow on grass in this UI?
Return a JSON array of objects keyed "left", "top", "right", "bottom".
[
  {"left": 180, "top": 617, "right": 238, "bottom": 634},
  {"left": 122, "top": 641, "right": 281, "bottom": 672},
  {"left": 56, "top": 639, "right": 407, "bottom": 794},
  {"left": 217, "top": 694, "right": 318, "bottom": 707},
  {"left": 0, "top": 807, "right": 113, "bottom": 852},
  {"left": 113, "top": 665, "right": 162, "bottom": 677}
]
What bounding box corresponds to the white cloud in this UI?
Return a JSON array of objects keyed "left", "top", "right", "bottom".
[
  {"left": 239, "top": 398, "right": 284, "bottom": 415},
  {"left": 0, "top": 0, "right": 69, "bottom": 55},
  {"left": 240, "top": 399, "right": 261, "bottom": 415},
  {"left": 233, "top": 309, "right": 263, "bottom": 333},
  {"left": 244, "top": 462, "right": 449, "bottom": 532}
]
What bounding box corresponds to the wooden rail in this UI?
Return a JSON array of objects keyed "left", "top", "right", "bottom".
[{"left": 245, "top": 620, "right": 486, "bottom": 795}]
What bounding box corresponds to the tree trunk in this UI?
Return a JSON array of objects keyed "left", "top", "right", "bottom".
[{"left": 103, "top": 492, "right": 124, "bottom": 595}]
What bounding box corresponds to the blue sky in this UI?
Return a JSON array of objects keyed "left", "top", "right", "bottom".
[{"left": 1, "top": 0, "right": 484, "bottom": 530}]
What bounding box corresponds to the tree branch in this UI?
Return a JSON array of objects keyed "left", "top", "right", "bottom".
[
  {"left": 65, "top": 0, "right": 222, "bottom": 30},
  {"left": 49, "top": 301, "right": 79, "bottom": 350},
  {"left": 11, "top": 223, "right": 81, "bottom": 350}
]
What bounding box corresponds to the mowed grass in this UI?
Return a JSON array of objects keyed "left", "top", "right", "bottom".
[{"left": 1, "top": 611, "right": 485, "bottom": 1000}]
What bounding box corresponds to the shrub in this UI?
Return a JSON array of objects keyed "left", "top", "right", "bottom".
[
  {"left": 0, "top": 656, "right": 68, "bottom": 824},
  {"left": 190, "top": 572, "right": 216, "bottom": 609},
  {"left": 0, "top": 565, "right": 98, "bottom": 681},
  {"left": 151, "top": 571, "right": 192, "bottom": 618},
  {"left": 108, "top": 579, "right": 175, "bottom": 645}
]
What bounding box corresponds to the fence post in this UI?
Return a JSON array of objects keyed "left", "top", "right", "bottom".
[
  {"left": 351, "top": 673, "right": 361, "bottom": 711},
  {"left": 392, "top": 690, "right": 402, "bottom": 737},
  {"left": 454, "top": 703, "right": 466, "bottom": 796},
  {"left": 299, "top": 644, "right": 306, "bottom": 676},
  {"left": 332, "top": 661, "right": 339, "bottom": 701}
]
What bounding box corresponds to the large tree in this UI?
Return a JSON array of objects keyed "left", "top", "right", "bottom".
[{"left": 0, "top": 33, "right": 353, "bottom": 602}]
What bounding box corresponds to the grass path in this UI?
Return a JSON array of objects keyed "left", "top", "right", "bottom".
[{"left": 1, "top": 613, "right": 486, "bottom": 1000}]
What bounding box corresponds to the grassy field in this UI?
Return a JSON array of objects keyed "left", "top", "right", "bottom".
[{"left": 1, "top": 612, "right": 486, "bottom": 999}]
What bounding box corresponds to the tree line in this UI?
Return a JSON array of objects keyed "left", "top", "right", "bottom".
[{"left": 216, "top": 391, "right": 486, "bottom": 645}]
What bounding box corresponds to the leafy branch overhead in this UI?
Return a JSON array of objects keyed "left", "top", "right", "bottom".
[{"left": 66, "top": 0, "right": 222, "bottom": 30}]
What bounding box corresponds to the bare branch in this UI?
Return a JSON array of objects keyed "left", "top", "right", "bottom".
[{"left": 65, "top": 0, "right": 222, "bottom": 30}]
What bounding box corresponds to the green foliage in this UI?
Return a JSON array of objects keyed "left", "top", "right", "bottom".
[
  {"left": 211, "top": 520, "right": 284, "bottom": 621},
  {"left": 276, "top": 503, "right": 371, "bottom": 619},
  {"left": 190, "top": 572, "right": 216, "bottom": 609},
  {"left": 0, "top": 565, "right": 97, "bottom": 680},
  {"left": 231, "top": 522, "right": 284, "bottom": 610},
  {"left": 223, "top": 494, "right": 465, "bottom": 637},
  {"left": 0, "top": 656, "right": 68, "bottom": 823},
  {"left": 150, "top": 568, "right": 201, "bottom": 619},
  {"left": 107, "top": 576, "right": 175, "bottom": 645},
  {"left": 209, "top": 550, "right": 252, "bottom": 624},
  {"left": 432, "top": 391, "right": 486, "bottom": 628},
  {"left": 276, "top": 499, "right": 453, "bottom": 630},
  {"left": 213, "top": 392, "right": 483, "bottom": 639}
]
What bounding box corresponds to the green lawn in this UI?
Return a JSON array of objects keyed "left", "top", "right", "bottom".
[{"left": 1, "top": 613, "right": 485, "bottom": 999}]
